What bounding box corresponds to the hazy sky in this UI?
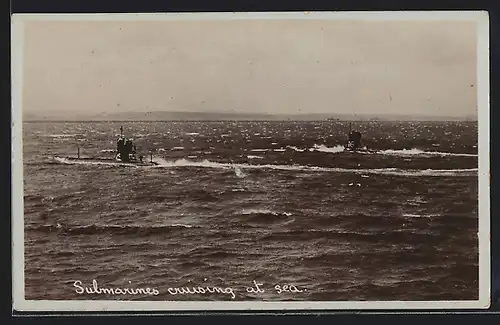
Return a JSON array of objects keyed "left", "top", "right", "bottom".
[{"left": 22, "top": 18, "right": 478, "bottom": 117}]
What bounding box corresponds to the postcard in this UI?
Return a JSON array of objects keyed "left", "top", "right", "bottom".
[{"left": 11, "top": 11, "right": 490, "bottom": 312}]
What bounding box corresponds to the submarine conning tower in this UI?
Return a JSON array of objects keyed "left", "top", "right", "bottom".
[
  {"left": 345, "top": 123, "right": 362, "bottom": 150},
  {"left": 116, "top": 126, "right": 137, "bottom": 162}
]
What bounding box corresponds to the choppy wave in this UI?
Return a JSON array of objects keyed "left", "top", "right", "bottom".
[
  {"left": 43, "top": 134, "right": 81, "bottom": 138},
  {"left": 25, "top": 223, "right": 196, "bottom": 236},
  {"left": 24, "top": 121, "right": 480, "bottom": 301}
]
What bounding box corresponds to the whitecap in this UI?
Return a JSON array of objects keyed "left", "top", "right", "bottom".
[
  {"left": 240, "top": 209, "right": 292, "bottom": 217},
  {"left": 379, "top": 148, "right": 477, "bottom": 157},
  {"left": 311, "top": 144, "right": 345, "bottom": 153}
]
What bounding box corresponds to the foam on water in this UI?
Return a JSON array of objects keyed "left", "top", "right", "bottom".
[
  {"left": 233, "top": 166, "right": 246, "bottom": 178},
  {"left": 312, "top": 144, "right": 345, "bottom": 153},
  {"left": 402, "top": 213, "right": 439, "bottom": 218},
  {"left": 310, "top": 144, "right": 477, "bottom": 157},
  {"left": 170, "top": 223, "right": 194, "bottom": 228},
  {"left": 53, "top": 156, "right": 477, "bottom": 177},
  {"left": 379, "top": 148, "right": 477, "bottom": 157},
  {"left": 150, "top": 158, "right": 476, "bottom": 177},
  {"left": 152, "top": 158, "right": 230, "bottom": 169},
  {"left": 308, "top": 144, "right": 477, "bottom": 157},
  {"left": 287, "top": 146, "right": 306, "bottom": 152},
  {"left": 240, "top": 209, "right": 292, "bottom": 217}
]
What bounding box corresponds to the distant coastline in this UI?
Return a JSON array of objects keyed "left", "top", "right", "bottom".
[{"left": 22, "top": 111, "right": 478, "bottom": 122}]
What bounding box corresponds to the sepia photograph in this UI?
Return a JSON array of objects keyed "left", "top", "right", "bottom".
[{"left": 12, "top": 11, "right": 490, "bottom": 311}]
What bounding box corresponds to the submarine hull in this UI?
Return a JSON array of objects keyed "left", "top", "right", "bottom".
[{"left": 64, "top": 157, "right": 159, "bottom": 166}]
